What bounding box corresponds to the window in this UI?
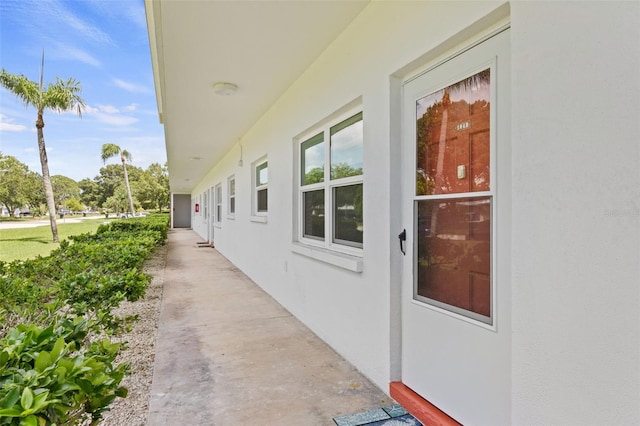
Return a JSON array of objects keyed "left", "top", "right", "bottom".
[
  {"left": 214, "top": 183, "right": 222, "bottom": 225},
  {"left": 252, "top": 157, "right": 268, "bottom": 221},
  {"left": 414, "top": 68, "right": 493, "bottom": 324},
  {"left": 203, "top": 191, "right": 208, "bottom": 219},
  {"left": 227, "top": 175, "right": 235, "bottom": 217},
  {"left": 298, "top": 111, "right": 363, "bottom": 252}
]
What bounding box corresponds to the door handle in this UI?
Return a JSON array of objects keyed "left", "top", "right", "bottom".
[{"left": 398, "top": 229, "right": 406, "bottom": 256}]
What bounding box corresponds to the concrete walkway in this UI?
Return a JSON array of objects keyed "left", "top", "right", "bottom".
[{"left": 147, "top": 229, "right": 394, "bottom": 425}]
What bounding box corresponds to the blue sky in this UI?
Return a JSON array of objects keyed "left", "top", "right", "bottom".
[{"left": 0, "top": 0, "right": 165, "bottom": 182}]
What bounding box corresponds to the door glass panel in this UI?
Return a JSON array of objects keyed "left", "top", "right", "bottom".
[
  {"left": 415, "top": 196, "right": 491, "bottom": 322},
  {"left": 416, "top": 69, "right": 490, "bottom": 195}
]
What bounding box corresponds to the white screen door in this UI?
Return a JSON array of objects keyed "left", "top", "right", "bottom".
[{"left": 400, "top": 28, "right": 511, "bottom": 424}]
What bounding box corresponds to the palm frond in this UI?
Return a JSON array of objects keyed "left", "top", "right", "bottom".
[
  {"left": 43, "top": 78, "right": 85, "bottom": 115},
  {"left": 121, "top": 150, "right": 133, "bottom": 162},
  {"left": 101, "top": 143, "right": 122, "bottom": 163},
  {"left": 0, "top": 70, "right": 41, "bottom": 107}
]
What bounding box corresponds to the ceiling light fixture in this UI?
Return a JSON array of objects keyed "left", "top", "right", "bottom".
[{"left": 212, "top": 82, "right": 238, "bottom": 96}]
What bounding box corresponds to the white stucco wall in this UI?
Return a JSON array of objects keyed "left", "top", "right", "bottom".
[
  {"left": 187, "top": 1, "right": 639, "bottom": 423},
  {"left": 511, "top": 2, "right": 640, "bottom": 424},
  {"left": 190, "top": 0, "right": 509, "bottom": 393}
]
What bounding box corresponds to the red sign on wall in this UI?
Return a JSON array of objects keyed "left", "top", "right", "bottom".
[{"left": 195, "top": 203, "right": 199, "bottom": 213}]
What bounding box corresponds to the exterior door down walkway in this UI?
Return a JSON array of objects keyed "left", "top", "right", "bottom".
[{"left": 147, "top": 229, "right": 395, "bottom": 425}]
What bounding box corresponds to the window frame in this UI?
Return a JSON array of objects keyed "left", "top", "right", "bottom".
[
  {"left": 251, "top": 156, "right": 268, "bottom": 222},
  {"left": 203, "top": 191, "right": 208, "bottom": 220},
  {"left": 227, "top": 175, "right": 236, "bottom": 218},
  {"left": 296, "top": 109, "right": 363, "bottom": 256},
  {"left": 214, "top": 183, "right": 222, "bottom": 226}
]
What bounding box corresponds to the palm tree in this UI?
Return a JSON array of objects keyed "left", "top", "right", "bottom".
[
  {"left": 101, "top": 143, "right": 135, "bottom": 217},
  {"left": 0, "top": 54, "right": 85, "bottom": 243}
]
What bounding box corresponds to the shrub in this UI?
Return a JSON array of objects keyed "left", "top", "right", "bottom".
[
  {"left": 0, "top": 215, "right": 168, "bottom": 424},
  {"left": 0, "top": 319, "right": 127, "bottom": 425}
]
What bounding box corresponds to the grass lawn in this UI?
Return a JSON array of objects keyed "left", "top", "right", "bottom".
[{"left": 0, "top": 220, "right": 107, "bottom": 262}]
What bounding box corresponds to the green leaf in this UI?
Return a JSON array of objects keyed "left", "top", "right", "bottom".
[
  {"left": 0, "top": 387, "right": 20, "bottom": 409},
  {"left": 0, "top": 406, "right": 23, "bottom": 417},
  {"left": 19, "top": 414, "right": 38, "bottom": 426},
  {"left": 53, "top": 366, "right": 67, "bottom": 384},
  {"left": 29, "top": 390, "right": 50, "bottom": 411},
  {"left": 57, "top": 359, "right": 74, "bottom": 373},
  {"left": 34, "top": 351, "right": 51, "bottom": 372},
  {"left": 114, "top": 387, "right": 128, "bottom": 398},
  {"left": 20, "top": 388, "right": 34, "bottom": 410},
  {"left": 50, "top": 338, "right": 65, "bottom": 361},
  {"left": 50, "top": 382, "right": 80, "bottom": 397},
  {"left": 76, "top": 378, "right": 93, "bottom": 394},
  {"left": 35, "top": 325, "right": 54, "bottom": 345}
]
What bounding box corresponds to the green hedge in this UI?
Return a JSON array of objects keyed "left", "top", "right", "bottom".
[{"left": 0, "top": 214, "right": 168, "bottom": 425}]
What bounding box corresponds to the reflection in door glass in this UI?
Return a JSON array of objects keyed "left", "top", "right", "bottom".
[
  {"left": 416, "top": 196, "right": 492, "bottom": 323},
  {"left": 416, "top": 69, "right": 490, "bottom": 196}
]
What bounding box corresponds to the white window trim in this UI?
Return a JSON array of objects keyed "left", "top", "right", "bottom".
[
  {"left": 227, "top": 175, "right": 236, "bottom": 219},
  {"left": 291, "top": 243, "right": 363, "bottom": 273},
  {"left": 203, "top": 191, "right": 208, "bottom": 220},
  {"left": 251, "top": 156, "right": 268, "bottom": 223},
  {"left": 214, "top": 183, "right": 222, "bottom": 227},
  {"left": 293, "top": 103, "right": 364, "bottom": 270}
]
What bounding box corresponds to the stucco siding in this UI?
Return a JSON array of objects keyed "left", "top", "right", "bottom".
[
  {"left": 189, "top": 1, "right": 508, "bottom": 392},
  {"left": 185, "top": 1, "right": 640, "bottom": 423},
  {"left": 511, "top": 2, "right": 640, "bottom": 424}
]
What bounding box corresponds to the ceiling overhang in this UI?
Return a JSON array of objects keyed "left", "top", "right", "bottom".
[{"left": 144, "top": 0, "right": 369, "bottom": 193}]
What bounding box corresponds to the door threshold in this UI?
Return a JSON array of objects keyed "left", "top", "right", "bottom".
[
  {"left": 196, "top": 241, "right": 214, "bottom": 248},
  {"left": 389, "top": 382, "right": 460, "bottom": 426}
]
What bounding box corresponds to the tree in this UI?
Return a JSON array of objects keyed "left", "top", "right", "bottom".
[
  {"left": 330, "top": 162, "right": 362, "bottom": 180},
  {"left": 103, "top": 186, "right": 134, "bottom": 216},
  {"left": 0, "top": 154, "right": 39, "bottom": 216},
  {"left": 51, "top": 175, "right": 79, "bottom": 209},
  {"left": 0, "top": 55, "right": 85, "bottom": 242},
  {"left": 23, "top": 171, "right": 45, "bottom": 214},
  {"left": 134, "top": 163, "right": 169, "bottom": 212},
  {"left": 304, "top": 166, "right": 324, "bottom": 185},
  {"left": 84, "top": 164, "right": 143, "bottom": 210},
  {"left": 64, "top": 198, "right": 84, "bottom": 213},
  {"left": 78, "top": 178, "right": 101, "bottom": 211},
  {"left": 101, "top": 143, "right": 136, "bottom": 216},
  {"left": 94, "top": 164, "right": 128, "bottom": 207}
]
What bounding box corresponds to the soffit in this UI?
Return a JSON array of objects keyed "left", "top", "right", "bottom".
[{"left": 145, "top": 0, "right": 369, "bottom": 193}]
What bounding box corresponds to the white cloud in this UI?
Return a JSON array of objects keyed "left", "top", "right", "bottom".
[
  {"left": 54, "top": 43, "right": 102, "bottom": 67},
  {"left": 51, "top": 0, "right": 113, "bottom": 46},
  {"left": 83, "top": 103, "right": 139, "bottom": 127},
  {"left": 97, "top": 115, "right": 139, "bottom": 126},
  {"left": 0, "top": 114, "right": 27, "bottom": 132},
  {"left": 123, "top": 103, "right": 138, "bottom": 112},
  {"left": 97, "top": 105, "right": 120, "bottom": 114},
  {"left": 113, "top": 79, "right": 151, "bottom": 94},
  {"left": 84, "top": 0, "right": 146, "bottom": 31},
  {"left": 83, "top": 105, "right": 99, "bottom": 114},
  {"left": 0, "top": 122, "right": 27, "bottom": 132}
]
